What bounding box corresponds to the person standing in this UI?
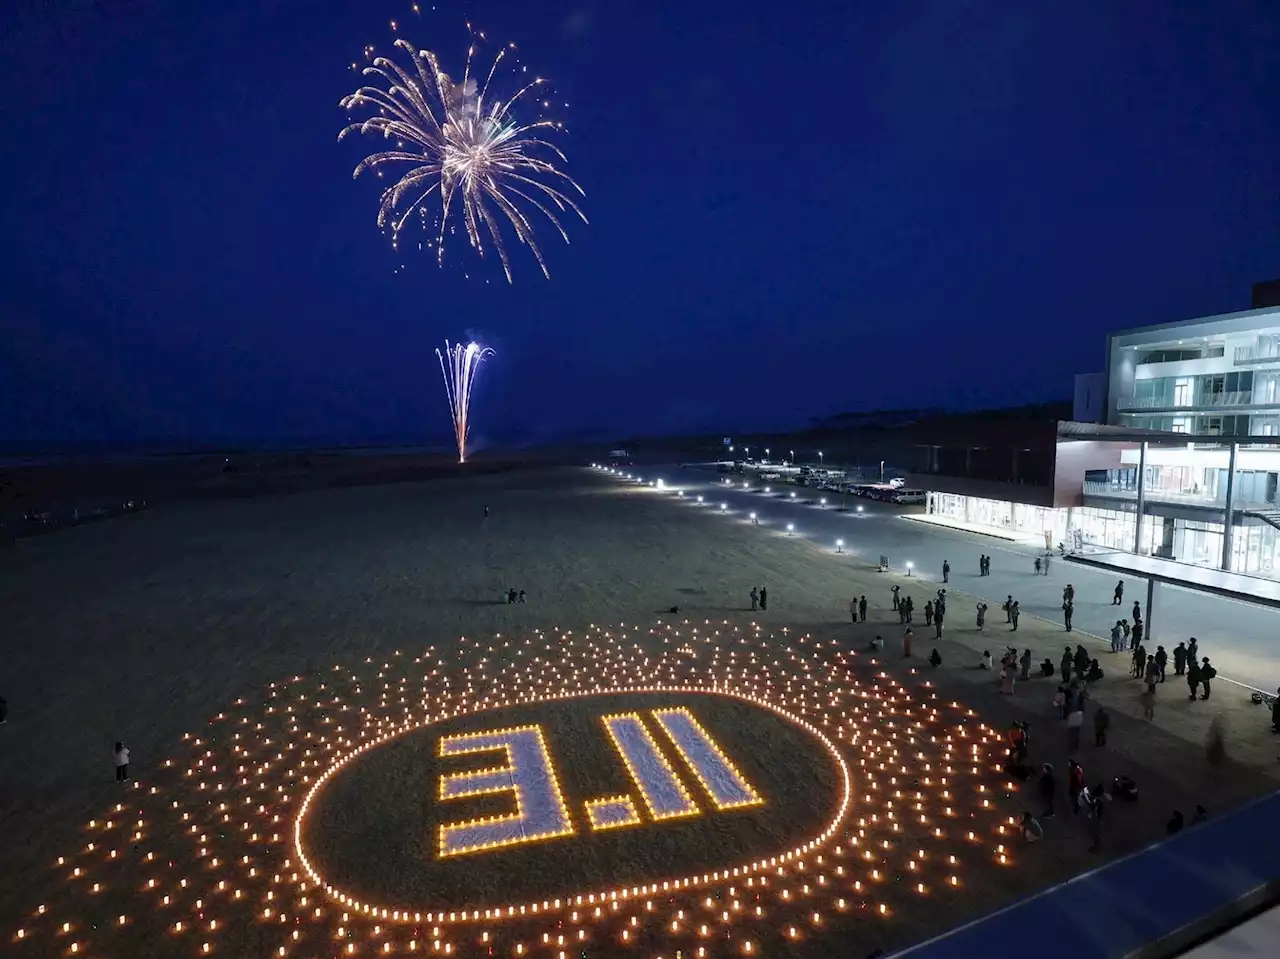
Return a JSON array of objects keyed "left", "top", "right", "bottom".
[
  {"left": 1144, "top": 655, "right": 1159, "bottom": 693},
  {"left": 1186, "top": 656, "right": 1202, "bottom": 702},
  {"left": 1132, "top": 619, "right": 1145, "bottom": 649},
  {"left": 903, "top": 628, "right": 914, "bottom": 659},
  {"left": 752, "top": 587, "right": 760, "bottom": 611},
  {"left": 976, "top": 602, "right": 988, "bottom": 630},
  {"left": 759, "top": 586, "right": 768, "bottom": 611},
  {"left": 1068, "top": 760, "right": 1085, "bottom": 814},
  {"left": 1110, "top": 622, "right": 1123, "bottom": 653},
  {"left": 904, "top": 596, "right": 914, "bottom": 624},
  {"left": 1154, "top": 645, "right": 1168, "bottom": 682},
  {"left": 114, "top": 741, "right": 131, "bottom": 782},
  {"left": 1034, "top": 557, "right": 1042, "bottom": 576},
  {"left": 1141, "top": 687, "right": 1155, "bottom": 720},
  {"left": 924, "top": 600, "right": 934, "bottom": 627},
  {"left": 1113, "top": 580, "right": 1124, "bottom": 605},
  {"left": 934, "top": 607, "right": 945, "bottom": 641},
  {"left": 1199, "top": 657, "right": 1217, "bottom": 699},
  {"left": 1087, "top": 783, "right": 1106, "bottom": 852},
  {"left": 1132, "top": 599, "right": 1142, "bottom": 624},
  {"left": 858, "top": 595, "right": 867, "bottom": 622},
  {"left": 1063, "top": 600, "right": 1074, "bottom": 632},
  {"left": 1039, "top": 764, "right": 1056, "bottom": 818},
  {"left": 1067, "top": 705, "right": 1084, "bottom": 752},
  {"left": 1093, "top": 705, "right": 1110, "bottom": 746},
  {"left": 848, "top": 596, "right": 856, "bottom": 622},
  {"left": 1188, "top": 636, "right": 1199, "bottom": 665},
  {"left": 1043, "top": 553, "right": 1051, "bottom": 574},
  {"left": 891, "top": 584, "right": 900, "bottom": 611},
  {"left": 1019, "top": 648, "right": 1033, "bottom": 681},
  {"left": 1060, "top": 646, "right": 1074, "bottom": 683},
  {"left": 942, "top": 560, "right": 950, "bottom": 583},
  {"left": 1173, "top": 641, "right": 1188, "bottom": 676},
  {"left": 483, "top": 505, "right": 490, "bottom": 518},
  {"left": 1010, "top": 602, "right": 1021, "bottom": 631},
  {"left": 1003, "top": 595, "right": 1014, "bottom": 623}
]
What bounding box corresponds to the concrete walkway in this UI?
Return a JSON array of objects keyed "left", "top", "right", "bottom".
[{"left": 654, "top": 465, "right": 1280, "bottom": 691}]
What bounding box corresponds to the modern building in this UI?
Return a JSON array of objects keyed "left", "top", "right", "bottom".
[
  {"left": 911, "top": 300, "right": 1280, "bottom": 581},
  {"left": 1105, "top": 304, "right": 1280, "bottom": 436}
]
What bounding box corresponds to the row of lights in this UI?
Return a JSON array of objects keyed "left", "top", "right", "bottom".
[
  {"left": 15, "top": 615, "right": 1013, "bottom": 958},
  {"left": 594, "top": 465, "right": 913, "bottom": 567}
]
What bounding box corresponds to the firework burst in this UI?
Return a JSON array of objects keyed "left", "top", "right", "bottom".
[
  {"left": 437, "top": 340, "right": 494, "bottom": 463},
  {"left": 339, "top": 28, "right": 587, "bottom": 281}
]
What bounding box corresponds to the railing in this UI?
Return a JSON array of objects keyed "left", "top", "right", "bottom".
[
  {"left": 1234, "top": 343, "right": 1280, "bottom": 365},
  {"left": 1115, "top": 390, "right": 1251, "bottom": 412},
  {"left": 1082, "top": 480, "right": 1273, "bottom": 510}
]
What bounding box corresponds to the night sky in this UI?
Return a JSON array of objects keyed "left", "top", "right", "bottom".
[{"left": 3, "top": 0, "right": 1279, "bottom": 450}]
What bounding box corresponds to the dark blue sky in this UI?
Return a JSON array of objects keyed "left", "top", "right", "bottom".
[{"left": 3, "top": 0, "right": 1279, "bottom": 449}]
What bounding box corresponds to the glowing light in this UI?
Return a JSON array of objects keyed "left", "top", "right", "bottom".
[
  {"left": 436, "top": 340, "right": 494, "bottom": 463},
  {"left": 339, "top": 31, "right": 587, "bottom": 281}
]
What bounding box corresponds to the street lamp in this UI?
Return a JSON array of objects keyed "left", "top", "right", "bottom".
[
  {"left": 790, "top": 449, "right": 795, "bottom": 464},
  {"left": 836, "top": 538, "right": 844, "bottom": 553},
  {"left": 789, "top": 491, "right": 796, "bottom": 500},
  {"left": 696, "top": 495, "right": 703, "bottom": 504},
  {"left": 857, "top": 505, "right": 864, "bottom": 514},
  {"left": 750, "top": 512, "right": 758, "bottom": 524},
  {"left": 787, "top": 523, "right": 795, "bottom": 535},
  {"left": 818, "top": 451, "right": 824, "bottom": 467},
  {"left": 906, "top": 561, "right": 914, "bottom": 576},
  {"left": 764, "top": 486, "right": 772, "bottom": 494},
  {"left": 719, "top": 502, "right": 727, "bottom": 512},
  {"left": 765, "top": 448, "right": 771, "bottom": 459},
  {"left": 820, "top": 497, "right": 827, "bottom": 509}
]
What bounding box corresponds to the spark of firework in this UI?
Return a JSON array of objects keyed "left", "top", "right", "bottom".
[
  {"left": 339, "top": 30, "right": 587, "bottom": 281},
  {"left": 436, "top": 340, "right": 494, "bottom": 463}
]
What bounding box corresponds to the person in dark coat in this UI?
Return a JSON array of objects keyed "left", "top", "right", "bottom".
[
  {"left": 1272, "top": 688, "right": 1280, "bottom": 733},
  {"left": 1073, "top": 645, "right": 1089, "bottom": 678},
  {"left": 1060, "top": 647, "right": 1074, "bottom": 682},
  {"left": 1199, "top": 657, "right": 1216, "bottom": 699},
  {"left": 759, "top": 586, "right": 768, "bottom": 611},
  {"left": 1038, "top": 763, "right": 1056, "bottom": 817},
  {"left": 1186, "top": 656, "right": 1201, "bottom": 701},
  {"left": 1093, "top": 705, "right": 1110, "bottom": 746},
  {"left": 1173, "top": 642, "right": 1187, "bottom": 676}
]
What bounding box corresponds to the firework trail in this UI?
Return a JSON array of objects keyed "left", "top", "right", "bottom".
[
  {"left": 437, "top": 340, "right": 494, "bottom": 463},
  {"left": 339, "top": 27, "right": 587, "bottom": 281}
]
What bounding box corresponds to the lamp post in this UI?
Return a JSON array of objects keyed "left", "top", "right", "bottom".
[
  {"left": 790, "top": 449, "right": 795, "bottom": 464},
  {"left": 906, "top": 561, "right": 914, "bottom": 577},
  {"left": 750, "top": 512, "right": 758, "bottom": 525},
  {"left": 787, "top": 523, "right": 795, "bottom": 536},
  {"left": 836, "top": 538, "right": 844, "bottom": 553},
  {"left": 820, "top": 497, "right": 827, "bottom": 509},
  {"left": 818, "top": 451, "right": 824, "bottom": 467}
]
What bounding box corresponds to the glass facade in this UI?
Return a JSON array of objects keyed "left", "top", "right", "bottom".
[{"left": 931, "top": 494, "right": 1280, "bottom": 580}]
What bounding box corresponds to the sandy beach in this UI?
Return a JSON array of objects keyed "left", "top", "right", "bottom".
[{"left": 2, "top": 465, "right": 1275, "bottom": 957}]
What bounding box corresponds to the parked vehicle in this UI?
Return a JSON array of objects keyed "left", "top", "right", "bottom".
[{"left": 891, "top": 489, "right": 926, "bottom": 505}]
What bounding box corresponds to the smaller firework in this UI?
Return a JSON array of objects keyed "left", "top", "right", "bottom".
[{"left": 437, "top": 340, "right": 494, "bottom": 463}]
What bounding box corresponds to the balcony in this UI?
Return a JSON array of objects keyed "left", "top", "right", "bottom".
[
  {"left": 1234, "top": 343, "right": 1280, "bottom": 366},
  {"left": 1083, "top": 480, "right": 1271, "bottom": 511},
  {"left": 1115, "top": 391, "right": 1252, "bottom": 412}
]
